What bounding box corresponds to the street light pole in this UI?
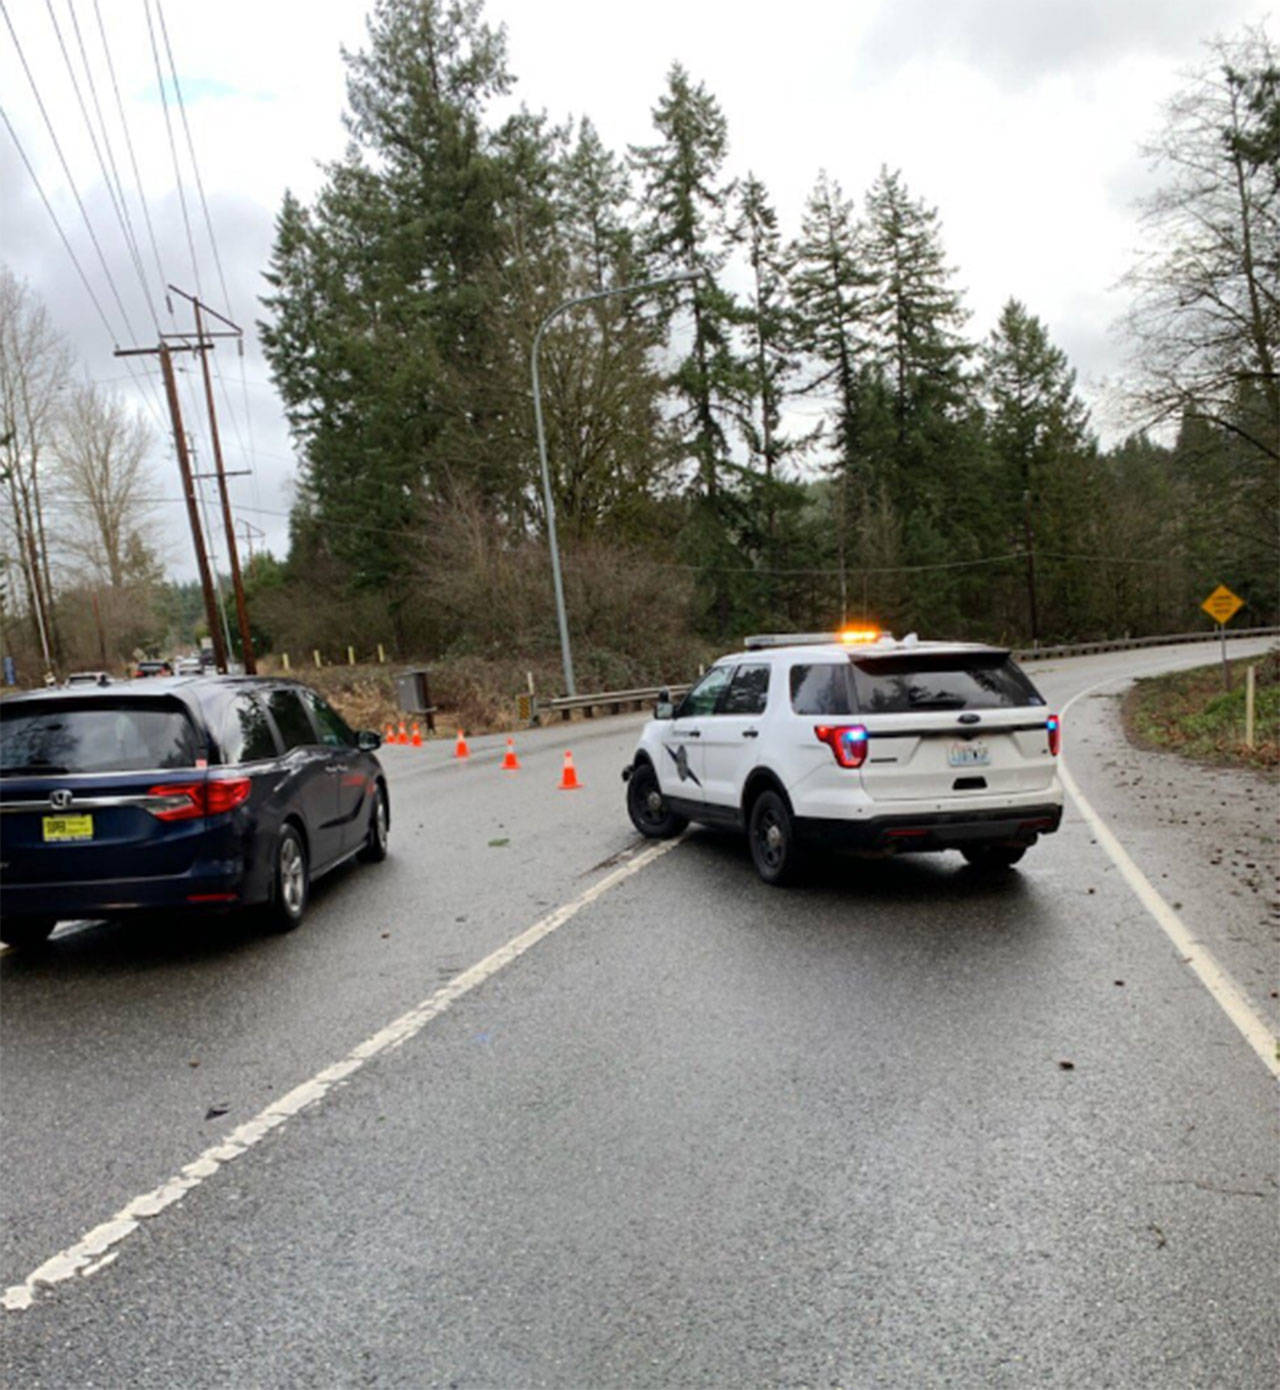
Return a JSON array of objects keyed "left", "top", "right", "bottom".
[{"left": 531, "top": 271, "right": 701, "bottom": 697}]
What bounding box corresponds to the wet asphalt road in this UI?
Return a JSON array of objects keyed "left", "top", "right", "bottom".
[{"left": 1, "top": 640, "right": 1276, "bottom": 1387}]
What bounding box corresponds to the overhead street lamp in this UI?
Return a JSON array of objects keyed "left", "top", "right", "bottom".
[{"left": 531, "top": 270, "right": 702, "bottom": 697}]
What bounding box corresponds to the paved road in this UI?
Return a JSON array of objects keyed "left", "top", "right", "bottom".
[{"left": 2, "top": 640, "right": 1276, "bottom": 1386}]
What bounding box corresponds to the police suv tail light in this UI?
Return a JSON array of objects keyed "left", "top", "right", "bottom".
[
  {"left": 1046, "top": 715, "right": 1061, "bottom": 757},
  {"left": 815, "top": 724, "right": 868, "bottom": 769}
]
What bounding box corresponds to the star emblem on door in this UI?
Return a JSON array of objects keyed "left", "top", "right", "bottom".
[{"left": 665, "top": 742, "right": 701, "bottom": 786}]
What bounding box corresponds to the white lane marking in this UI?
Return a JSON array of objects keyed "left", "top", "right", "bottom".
[
  {"left": 1059, "top": 677, "right": 1278, "bottom": 1081},
  {"left": 1, "top": 835, "right": 684, "bottom": 1312}
]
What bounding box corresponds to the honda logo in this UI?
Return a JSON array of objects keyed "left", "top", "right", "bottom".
[{"left": 49, "top": 789, "right": 73, "bottom": 810}]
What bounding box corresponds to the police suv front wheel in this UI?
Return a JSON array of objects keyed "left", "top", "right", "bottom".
[
  {"left": 626, "top": 763, "right": 687, "bottom": 839},
  {"left": 749, "top": 790, "right": 805, "bottom": 886}
]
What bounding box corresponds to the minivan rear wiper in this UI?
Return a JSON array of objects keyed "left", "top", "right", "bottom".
[{"left": 1, "top": 763, "right": 70, "bottom": 777}]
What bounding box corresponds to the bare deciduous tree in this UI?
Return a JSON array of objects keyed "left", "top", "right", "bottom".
[
  {"left": 1122, "top": 27, "right": 1279, "bottom": 462},
  {"left": 0, "top": 266, "right": 72, "bottom": 663},
  {"left": 53, "top": 382, "right": 158, "bottom": 588}
]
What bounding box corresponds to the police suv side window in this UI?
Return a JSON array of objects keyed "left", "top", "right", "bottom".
[
  {"left": 678, "top": 666, "right": 733, "bottom": 718},
  {"left": 266, "top": 688, "right": 317, "bottom": 751},
  {"left": 720, "top": 663, "right": 770, "bottom": 716},
  {"left": 790, "top": 663, "right": 855, "bottom": 715}
]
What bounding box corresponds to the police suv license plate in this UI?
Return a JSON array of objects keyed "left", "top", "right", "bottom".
[
  {"left": 42, "top": 814, "right": 94, "bottom": 842},
  {"left": 948, "top": 741, "right": 990, "bottom": 768}
]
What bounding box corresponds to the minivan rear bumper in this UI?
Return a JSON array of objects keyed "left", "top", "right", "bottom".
[
  {"left": 0, "top": 853, "right": 251, "bottom": 920},
  {"left": 797, "top": 803, "right": 1063, "bottom": 853}
]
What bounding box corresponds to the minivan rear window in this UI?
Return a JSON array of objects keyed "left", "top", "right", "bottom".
[
  {"left": 0, "top": 698, "right": 201, "bottom": 774},
  {"left": 850, "top": 653, "right": 1044, "bottom": 713}
]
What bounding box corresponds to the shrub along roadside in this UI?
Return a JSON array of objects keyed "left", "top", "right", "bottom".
[{"left": 1123, "top": 650, "right": 1280, "bottom": 772}]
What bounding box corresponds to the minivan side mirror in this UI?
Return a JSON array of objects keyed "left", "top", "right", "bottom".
[{"left": 356, "top": 729, "right": 382, "bottom": 751}]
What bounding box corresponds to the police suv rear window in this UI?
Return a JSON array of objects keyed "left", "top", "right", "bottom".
[
  {"left": 790, "top": 663, "right": 855, "bottom": 715},
  {"left": 850, "top": 653, "right": 1043, "bottom": 713},
  {"left": 0, "top": 698, "right": 201, "bottom": 774}
]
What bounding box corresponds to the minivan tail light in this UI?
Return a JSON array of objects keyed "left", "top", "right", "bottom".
[
  {"left": 815, "top": 723, "right": 869, "bottom": 769},
  {"left": 205, "top": 776, "right": 251, "bottom": 815},
  {"left": 147, "top": 776, "right": 252, "bottom": 821},
  {"left": 148, "top": 783, "right": 204, "bottom": 821},
  {"left": 1046, "top": 715, "right": 1061, "bottom": 756}
]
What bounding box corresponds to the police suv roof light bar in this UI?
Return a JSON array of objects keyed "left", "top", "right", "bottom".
[{"left": 742, "top": 629, "right": 893, "bottom": 651}]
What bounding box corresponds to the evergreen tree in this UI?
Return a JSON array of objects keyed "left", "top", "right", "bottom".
[
  {"left": 631, "top": 63, "right": 741, "bottom": 503},
  {"left": 981, "top": 299, "right": 1095, "bottom": 642},
  {"left": 789, "top": 171, "right": 873, "bottom": 614}
]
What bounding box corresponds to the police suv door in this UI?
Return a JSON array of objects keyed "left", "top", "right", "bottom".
[{"left": 656, "top": 665, "right": 732, "bottom": 808}]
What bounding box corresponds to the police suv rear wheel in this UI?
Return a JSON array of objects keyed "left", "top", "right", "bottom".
[
  {"left": 749, "top": 790, "right": 804, "bottom": 886},
  {"left": 0, "top": 916, "right": 56, "bottom": 949},
  {"left": 626, "top": 762, "right": 687, "bottom": 839},
  {"left": 961, "top": 843, "right": 1027, "bottom": 869}
]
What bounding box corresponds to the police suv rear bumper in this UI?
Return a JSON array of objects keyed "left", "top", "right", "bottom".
[{"left": 796, "top": 803, "right": 1063, "bottom": 853}]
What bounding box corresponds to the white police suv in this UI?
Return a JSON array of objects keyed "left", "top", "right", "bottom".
[{"left": 622, "top": 629, "right": 1062, "bottom": 885}]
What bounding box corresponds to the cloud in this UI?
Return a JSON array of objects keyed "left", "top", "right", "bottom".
[{"left": 855, "top": 0, "right": 1264, "bottom": 87}]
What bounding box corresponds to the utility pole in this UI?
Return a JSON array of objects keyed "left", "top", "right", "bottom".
[
  {"left": 170, "top": 286, "right": 256, "bottom": 673},
  {"left": 117, "top": 340, "right": 228, "bottom": 671}
]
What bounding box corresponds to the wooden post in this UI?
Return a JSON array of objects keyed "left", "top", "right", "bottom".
[
  {"left": 313, "top": 649, "right": 321, "bottom": 668},
  {"left": 377, "top": 643, "right": 385, "bottom": 664},
  {"left": 282, "top": 651, "right": 290, "bottom": 671},
  {"left": 348, "top": 645, "right": 355, "bottom": 666},
  {"left": 1244, "top": 664, "right": 1256, "bottom": 748}
]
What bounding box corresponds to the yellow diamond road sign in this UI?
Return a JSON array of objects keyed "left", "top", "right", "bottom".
[{"left": 1201, "top": 584, "right": 1244, "bottom": 625}]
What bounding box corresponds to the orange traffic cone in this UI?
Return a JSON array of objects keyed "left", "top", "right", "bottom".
[
  {"left": 411, "top": 723, "right": 423, "bottom": 747},
  {"left": 455, "top": 728, "right": 470, "bottom": 759},
  {"left": 501, "top": 737, "right": 520, "bottom": 771},
  {"left": 384, "top": 722, "right": 395, "bottom": 744},
  {"left": 397, "top": 721, "right": 409, "bottom": 746},
  {"left": 558, "top": 749, "right": 581, "bottom": 790}
]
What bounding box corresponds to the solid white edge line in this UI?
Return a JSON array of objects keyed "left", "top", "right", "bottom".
[
  {"left": 1, "top": 835, "right": 684, "bottom": 1313},
  {"left": 1059, "top": 676, "right": 1278, "bottom": 1082}
]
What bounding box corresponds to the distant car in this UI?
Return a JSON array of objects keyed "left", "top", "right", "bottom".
[
  {"left": 133, "top": 659, "right": 174, "bottom": 678},
  {"left": 64, "top": 671, "right": 112, "bottom": 687},
  {"left": 174, "top": 657, "right": 202, "bottom": 676},
  {"left": 0, "top": 676, "right": 389, "bottom": 948},
  {"left": 623, "top": 629, "right": 1062, "bottom": 884}
]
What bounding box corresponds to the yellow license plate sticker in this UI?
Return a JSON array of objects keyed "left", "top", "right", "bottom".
[{"left": 42, "top": 814, "right": 94, "bottom": 842}]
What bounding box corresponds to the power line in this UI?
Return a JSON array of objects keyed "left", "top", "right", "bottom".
[
  {"left": 63, "top": 0, "right": 159, "bottom": 329},
  {"left": 45, "top": 0, "right": 159, "bottom": 331},
  {"left": 0, "top": 1, "right": 166, "bottom": 430},
  {"left": 156, "top": 0, "right": 231, "bottom": 318},
  {"left": 92, "top": 0, "right": 171, "bottom": 316},
  {"left": 2, "top": 0, "right": 139, "bottom": 342},
  {"left": 143, "top": 0, "right": 201, "bottom": 302},
  {"left": 0, "top": 104, "right": 116, "bottom": 343},
  {"left": 153, "top": 0, "right": 255, "bottom": 507}
]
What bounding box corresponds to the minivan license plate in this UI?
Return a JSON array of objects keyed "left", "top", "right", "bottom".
[
  {"left": 948, "top": 742, "right": 990, "bottom": 768},
  {"left": 43, "top": 814, "right": 94, "bottom": 842}
]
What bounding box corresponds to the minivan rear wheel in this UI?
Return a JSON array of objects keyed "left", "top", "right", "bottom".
[
  {"left": 0, "top": 916, "right": 56, "bottom": 949},
  {"left": 264, "top": 824, "right": 309, "bottom": 932}
]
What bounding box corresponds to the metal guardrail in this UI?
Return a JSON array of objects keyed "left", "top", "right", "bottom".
[
  {"left": 538, "top": 627, "right": 1279, "bottom": 723},
  {"left": 1013, "top": 626, "right": 1279, "bottom": 661}
]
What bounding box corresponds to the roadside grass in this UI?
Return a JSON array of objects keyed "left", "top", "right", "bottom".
[{"left": 1123, "top": 649, "right": 1280, "bottom": 772}]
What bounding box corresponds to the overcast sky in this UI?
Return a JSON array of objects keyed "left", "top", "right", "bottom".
[{"left": 1, "top": 0, "right": 1273, "bottom": 580}]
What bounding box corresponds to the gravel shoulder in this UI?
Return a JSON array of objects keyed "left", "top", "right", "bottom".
[{"left": 1063, "top": 673, "right": 1278, "bottom": 1034}]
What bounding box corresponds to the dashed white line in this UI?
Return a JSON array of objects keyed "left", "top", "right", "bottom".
[
  {"left": 1, "top": 835, "right": 683, "bottom": 1312},
  {"left": 1060, "top": 676, "right": 1278, "bottom": 1081}
]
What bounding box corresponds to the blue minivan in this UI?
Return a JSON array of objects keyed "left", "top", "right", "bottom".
[{"left": 0, "top": 676, "right": 388, "bottom": 948}]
